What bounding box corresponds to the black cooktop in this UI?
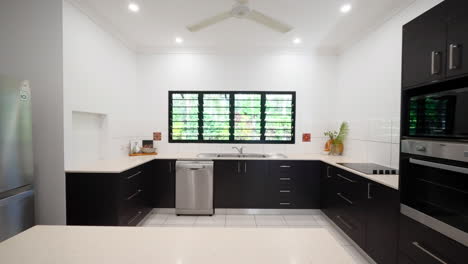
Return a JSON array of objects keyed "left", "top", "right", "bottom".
[{"left": 338, "top": 163, "right": 398, "bottom": 175}]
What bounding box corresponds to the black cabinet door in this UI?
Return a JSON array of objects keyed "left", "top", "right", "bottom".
[
  {"left": 294, "top": 162, "right": 320, "bottom": 209},
  {"left": 364, "top": 183, "right": 399, "bottom": 264},
  {"left": 154, "top": 160, "right": 176, "bottom": 208},
  {"left": 446, "top": 0, "right": 468, "bottom": 78},
  {"left": 240, "top": 160, "right": 267, "bottom": 208},
  {"left": 214, "top": 160, "right": 240, "bottom": 208},
  {"left": 402, "top": 2, "right": 447, "bottom": 88}
]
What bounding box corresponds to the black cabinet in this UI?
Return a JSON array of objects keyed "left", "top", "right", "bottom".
[
  {"left": 446, "top": 0, "right": 468, "bottom": 78},
  {"left": 324, "top": 167, "right": 367, "bottom": 248},
  {"left": 321, "top": 163, "right": 399, "bottom": 264},
  {"left": 402, "top": 1, "right": 447, "bottom": 88},
  {"left": 399, "top": 214, "right": 468, "bottom": 264},
  {"left": 402, "top": 0, "right": 468, "bottom": 89},
  {"left": 214, "top": 161, "right": 240, "bottom": 208},
  {"left": 214, "top": 160, "right": 267, "bottom": 208},
  {"left": 266, "top": 161, "right": 320, "bottom": 209},
  {"left": 154, "top": 160, "right": 176, "bottom": 208},
  {"left": 66, "top": 163, "right": 153, "bottom": 226},
  {"left": 364, "top": 182, "right": 399, "bottom": 264}
]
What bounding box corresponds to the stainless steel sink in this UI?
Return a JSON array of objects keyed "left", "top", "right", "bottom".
[{"left": 196, "top": 153, "right": 287, "bottom": 159}]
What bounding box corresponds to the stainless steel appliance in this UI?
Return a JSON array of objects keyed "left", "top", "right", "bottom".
[
  {"left": 400, "top": 139, "right": 468, "bottom": 246},
  {"left": 404, "top": 86, "right": 468, "bottom": 140},
  {"left": 0, "top": 75, "right": 35, "bottom": 242},
  {"left": 176, "top": 161, "right": 214, "bottom": 216}
]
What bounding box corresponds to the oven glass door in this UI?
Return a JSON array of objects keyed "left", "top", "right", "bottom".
[
  {"left": 408, "top": 87, "right": 468, "bottom": 139},
  {"left": 400, "top": 154, "right": 468, "bottom": 233}
]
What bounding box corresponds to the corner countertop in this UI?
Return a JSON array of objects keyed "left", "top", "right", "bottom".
[
  {"left": 0, "top": 226, "right": 356, "bottom": 264},
  {"left": 66, "top": 153, "right": 399, "bottom": 190}
]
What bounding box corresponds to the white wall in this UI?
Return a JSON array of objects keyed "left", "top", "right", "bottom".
[
  {"left": 334, "top": 0, "right": 443, "bottom": 168},
  {"left": 137, "top": 51, "right": 337, "bottom": 154},
  {"left": 63, "top": 1, "right": 139, "bottom": 168},
  {"left": 0, "top": 0, "right": 65, "bottom": 224}
]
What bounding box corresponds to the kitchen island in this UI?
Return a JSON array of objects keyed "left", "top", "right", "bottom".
[{"left": 0, "top": 225, "right": 355, "bottom": 264}]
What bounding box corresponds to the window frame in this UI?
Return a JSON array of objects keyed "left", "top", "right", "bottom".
[{"left": 168, "top": 91, "right": 296, "bottom": 144}]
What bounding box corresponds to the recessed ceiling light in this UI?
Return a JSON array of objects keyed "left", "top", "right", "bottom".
[
  {"left": 175, "top": 37, "right": 184, "bottom": 44},
  {"left": 293, "top": 38, "right": 302, "bottom": 44},
  {"left": 128, "top": 2, "right": 140, "bottom": 13},
  {"left": 340, "top": 4, "right": 352, "bottom": 13}
]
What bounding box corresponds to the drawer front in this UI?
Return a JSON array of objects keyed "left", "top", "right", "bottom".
[
  {"left": 120, "top": 167, "right": 145, "bottom": 199},
  {"left": 399, "top": 214, "right": 468, "bottom": 264},
  {"left": 119, "top": 189, "right": 145, "bottom": 226},
  {"left": 399, "top": 253, "right": 416, "bottom": 264},
  {"left": 333, "top": 197, "right": 366, "bottom": 247},
  {"left": 328, "top": 169, "right": 366, "bottom": 247},
  {"left": 269, "top": 161, "right": 305, "bottom": 178}
]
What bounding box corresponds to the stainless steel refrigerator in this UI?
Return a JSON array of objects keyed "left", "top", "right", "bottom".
[{"left": 0, "top": 75, "right": 35, "bottom": 242}]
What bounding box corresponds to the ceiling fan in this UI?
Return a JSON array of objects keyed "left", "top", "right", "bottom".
[{"left": 187, "top": 0, "right": 293, "bottom": 33}]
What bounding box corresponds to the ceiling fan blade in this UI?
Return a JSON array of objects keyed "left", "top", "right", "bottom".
[
  {"left": 246, "top": 10, "right": 293, "bottom": 33},
  {"left": 187, "top": 11, "right": 232, "bottom": 32}
]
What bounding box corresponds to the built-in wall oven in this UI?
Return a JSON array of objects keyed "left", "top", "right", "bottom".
[
  {"left": 400, "top": 139, "right": 468, "bottom": 246},
  {"left": 404, "top": 86, "right": 468, "bottom": 140}
]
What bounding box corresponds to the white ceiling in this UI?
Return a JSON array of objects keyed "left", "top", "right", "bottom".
[{"left": 68, "top": 0, "right": 415, "bottom": 53}]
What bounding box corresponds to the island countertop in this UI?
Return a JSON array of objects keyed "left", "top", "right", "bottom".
[{"left": 0, "top": 225, "right": 356, "bottom": 264}]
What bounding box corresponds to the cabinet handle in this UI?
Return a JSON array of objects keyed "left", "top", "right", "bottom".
[
  {"left": 431, "top": 51, "right": 442, "bottom": 75},
  {"left": 337, "top": 193, "right": 354, "bottom": 205},
  {"left": 336, "top": 215, "right": 353, "bottom": 230},
  {"left": 169, "top": 162, "right": 172, "bottom": 173},
  {"left": 449, "top": 44, "right": 461, "bottom": 70},
  {"left": 327, "top": 166, "right": 331, "bottom": 178},
  {"left": 412, "top": 242, "right": 448, "bottom": 264},
  {"left": 280, "top": 202, "right": 291, "bottom": 206},
  {"left": 127, "top": 211, "right": 143, "bottom": 225},
  {"left": 237, "top": 162, "right": 241, "bottom": 174},
  {"left": 280, "top": 165, "right": 291, "bottom": 168},
  {"left": 280, "top": 190, "right": 291, "bottom": 193},
  {"left": 244, "top": 162, "right": 247, "bottom": 173},
  {"left": 367, "top": 183, "right": 373, "bottom": 199},
  {"left": 126, "top": 171, "right": 142, "bottom": 180},
  {"left": 336, "top": 174, "right": 356, "bottom": 183},
  {"left": 280, "top": 177, "right": 291, "bottom": 181},
  {"left": 127, "top": 189, "right": 142, "bottom": 201}
]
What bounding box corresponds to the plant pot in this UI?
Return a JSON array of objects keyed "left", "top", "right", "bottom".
[
  {"left": 324, "top": 139, "right": 333, "bottom": 152},
  {"left": 330, "top": 143, "right": 344, "bottom": 156}
]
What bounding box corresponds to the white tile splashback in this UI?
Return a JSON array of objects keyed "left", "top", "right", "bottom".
[{"left": 117, "top": 118, "right": 399, "bottom": 169}]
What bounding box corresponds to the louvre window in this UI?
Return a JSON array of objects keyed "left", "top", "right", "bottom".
[{"left": 169, "top": 91, "right": 295, "bottom": 143}]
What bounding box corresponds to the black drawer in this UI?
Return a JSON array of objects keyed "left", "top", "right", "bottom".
[
  {"left": 120, "top": 168, "right": 145, "bottom": 198},
  {"left": 333, "top": 196, "right": 366, "bottom": 247},
  {"left": 399, "top": 214, "right": 468, "bottom": 264},
  {"left": 398, "top": 252, "right": 416, "bottom": 264}
]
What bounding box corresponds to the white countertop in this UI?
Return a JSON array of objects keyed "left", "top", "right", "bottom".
[
  {"left": 0, "top": 226, "right": 355, "bottom": 264},
  {"left": 66, "top": 153, "right": 399, "bottom": 190}
]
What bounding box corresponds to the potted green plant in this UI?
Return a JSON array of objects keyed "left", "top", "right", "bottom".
[{"left": 324, "top": 122, "right": 349, "bottom": 155}]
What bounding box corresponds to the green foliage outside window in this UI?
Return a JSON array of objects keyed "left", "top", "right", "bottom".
[{"left": 169, "top": 91, "right": 295, "bottom": 143}]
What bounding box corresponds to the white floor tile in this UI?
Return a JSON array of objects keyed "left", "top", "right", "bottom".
[
  {"left": 225, "top": 215, "right": 256, "bottom": 226},
  {"left": 195, "top": 215, "right": 226, "bottom": 226},
  {"left": 141, "top": 214, "right": 169, "bottom": 226},
  {"left": 164, "top": 215, "right": 197, "bottom": 226},
  {"left": 254, "top": 215, "right": 287, "bottom": 226},
  {"left": 284, "top": 215, "right": 320, "bottom": 226},
  {"left": 343, "top": 246, "right": 371, "bottom": 264}
]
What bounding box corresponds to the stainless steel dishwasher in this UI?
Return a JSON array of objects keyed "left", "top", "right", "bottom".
[{"left": 176, "top": 160, "right": 214, "bottom": 216}]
